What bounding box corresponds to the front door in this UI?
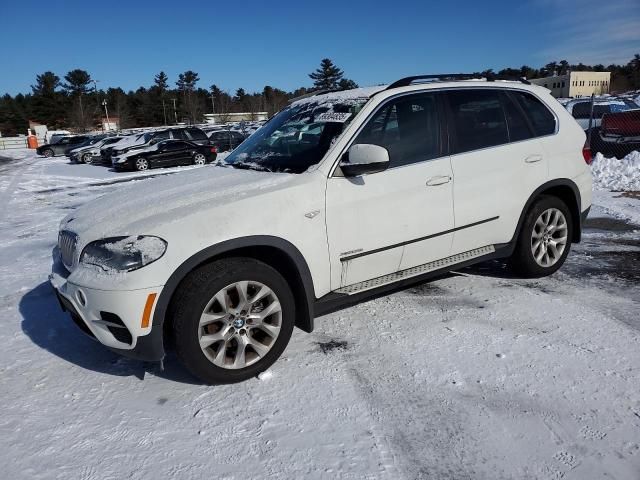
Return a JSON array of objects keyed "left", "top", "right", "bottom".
[{"left": 325, "top": 92, "right": 455, "bottom": 290}]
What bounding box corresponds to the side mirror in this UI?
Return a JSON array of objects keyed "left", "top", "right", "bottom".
[{"left": 340, "top": 144, "right": 390, "bottom": 177}]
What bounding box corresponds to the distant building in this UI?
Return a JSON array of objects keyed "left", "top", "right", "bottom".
[
  {"left": 529, "top": 71, "right": 611, "bottom": 98},
  {"left": 203, "top": 112, "right": 269, "bottom": 124},
  {"left": 102, "top": 116, "right": 120, "bottom": 131}
]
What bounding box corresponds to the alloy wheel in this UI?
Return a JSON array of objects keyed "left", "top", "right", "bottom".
[
  {"left": 194, "top": 153, "right": 206, "bottom": 165},
  {"left": 135, "top": 158, "right": 148, "bottom": 171},
  {"left": 531, "top": 208, "right": 568, "bottom": 267},
  {"left": 198, "top": 280, "right": 282, "bottom": 369}
]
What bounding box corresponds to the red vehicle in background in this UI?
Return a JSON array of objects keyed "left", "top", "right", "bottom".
[
  {"left": 601, "top": 109, "right": 640, "bottom": 139},
  {"left": 592, "top": 109, "right": 640, "bottom": 158}
]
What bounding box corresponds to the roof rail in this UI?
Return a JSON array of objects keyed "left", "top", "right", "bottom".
[{"left": 386, "top": 73, "right": 531, "bottom": 90}]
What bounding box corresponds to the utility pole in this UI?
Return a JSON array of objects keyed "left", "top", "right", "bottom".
[
  {"left": 92, "top": 80, "right": 101, "bottom": 131},
  {"left": 210, "top": 93, "right": 215, "bottom": 114},
  {"left": 102, "top": 99, "right": 111, "bottom": 132},
  {"left": 162, "top": 99, "right": 168, "bottom": 125},
  {"left": 171, "top": 98, "right": 178, "bottom": 124}
]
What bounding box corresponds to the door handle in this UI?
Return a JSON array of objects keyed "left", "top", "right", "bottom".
[
  {"left": 426, "top": 175, "right": 452, "bottom": 186},
  {"left": 525, "top": 154, "right": 543, "bottom": 163}
]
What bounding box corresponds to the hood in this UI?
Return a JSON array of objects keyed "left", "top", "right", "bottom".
[
  {"left": 113, "top": 143, "right": 159, "bottom": 159},
  {"left": 61, "top": 166, "right": 295, "bottom": 240}
]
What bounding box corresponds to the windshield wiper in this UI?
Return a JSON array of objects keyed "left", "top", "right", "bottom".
[{"left": 228, "top": 161, "right": 273, "bottom": 173}]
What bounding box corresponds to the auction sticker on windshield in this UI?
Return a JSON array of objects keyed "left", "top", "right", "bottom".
[{"left": 315, "top": 112, "right": 352, "bottom": 123}]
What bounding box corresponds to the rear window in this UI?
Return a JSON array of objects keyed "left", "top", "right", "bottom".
[
  {"left": 513, "top": 92, "right": 556, "bottom": 136},
  {"left": 447, "top": 90, "right": 509, "bottom": 154}
]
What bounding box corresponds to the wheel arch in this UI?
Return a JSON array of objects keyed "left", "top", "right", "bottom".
[
  {"left": 154, "top": 235, "right": 316, "bottom": 348},
  {"left": 512, "top": 179, "right": 583, "bottom": 246}
]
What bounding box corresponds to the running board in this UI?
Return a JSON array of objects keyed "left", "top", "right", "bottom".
[{"left": 335, "top": 245, "right": 495, "bottom": 295}]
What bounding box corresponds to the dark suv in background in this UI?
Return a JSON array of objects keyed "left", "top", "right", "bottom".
[
  {"left": 37, "top": 136, "right": 90, "bottom": 157},
  {"left": 207, "top": 130, "right": 247, "bottom": 152}
]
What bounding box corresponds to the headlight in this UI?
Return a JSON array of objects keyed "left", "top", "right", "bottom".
[{"left": 80, "top": 236, "right": 167, "bottom": 272}]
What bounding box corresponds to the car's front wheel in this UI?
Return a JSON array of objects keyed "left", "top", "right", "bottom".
[
  {"left": 82, "top": 153, "right": 93, "bottom": 164},
  {"left": 171, "top": 258, "right": 295, "bottom": 384},
  {"left": 135, "top": 158, "right": 149, "bottom": 171},
  {"left": 42, "top": 149, "right": 54, "bottom": 158},
  {"left": 510, "top": 195, "right": 573, "bottom": 278}
]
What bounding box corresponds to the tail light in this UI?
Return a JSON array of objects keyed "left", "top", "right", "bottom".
[
  {"left": 210, "top": 146, "right": 218, "bottom": 153},
  {"left": 582, "top": 141, "right": 592, "bottom": 165}
]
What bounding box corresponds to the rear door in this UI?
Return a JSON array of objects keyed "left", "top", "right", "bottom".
[
  {"left": 446, "top": 88, "right": 549, "bottom": 255},
  {"left": 159, "top": 141, "right": 191, "bottom": 166}
]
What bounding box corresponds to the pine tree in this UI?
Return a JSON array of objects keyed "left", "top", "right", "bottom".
[
  {"left": 63, "top": 69, "right": 93, "bottom": 131},
  {"left": 63, "top": 69, "right": 92, "bottom": 95},
  {"left": 154, "top": 71, "right": 168, "bottom": 93},
  {"left": 309, "top": 58, "right": 344, "bottom": 90},
  {"left": 31, "top": 72, "right": 63, "bottom": 127},
  {"left": 176, "top": 71, "right": 200, "bottom": 123},
  {"left": 338, "top": 78, "right": 359, "bottom": 90}
]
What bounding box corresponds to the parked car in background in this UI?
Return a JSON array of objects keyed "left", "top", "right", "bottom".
[
  {"left": 46, "top": 131, "right": 71, "bottom": 144},
  {"left": 36, "top": 135, "right": 90, "bottom": 157},
  {"left": 107, "top": 127, "right": 210, "bottom": 163},
  {"left": 207, "top": 130, "right": 247, "bottom": 152},
  {"left": 111, "top": 139, "right": 217, "bottom": 171},
  {"left": 65, "top": 135, "right": 109, "bottom": 157},
  {"left": 70, "top": 136, "right": 124, "bottom": 164},
  {"left": 590, "top": 108, "right": 640, "bottom": 158},
  {"left": 565, "top": 99, "right": 631, "bottom": 130}
]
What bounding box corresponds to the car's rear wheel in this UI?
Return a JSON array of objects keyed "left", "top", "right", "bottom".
[
  {"left": 82, "top": 153, "right": 93, "bottom": 164},
  {"left": 135, "top": 158, "right": 149, "bottom": 171},
  {"left": 42, "top": 149, "right": 54, "bottom": 158},
  {"left": 510, "top": 195, "right": 573, "bottom": 278},
  {"left": 193, "top": 153, "right": 206, "bottom": 165},
  {"left": 171, "top": 258, "right": 295, "bottom": 384}
]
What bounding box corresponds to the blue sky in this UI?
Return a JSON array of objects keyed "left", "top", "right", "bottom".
[{"left": 0, "top": 0, "right": 638, "bottom": 95}]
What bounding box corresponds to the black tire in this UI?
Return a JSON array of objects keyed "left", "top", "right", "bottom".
[
  {"left": 171, "top": 258, "right": 295, "bottom": 384},
  {"left": 42, "top": 149, "right": 54, "bottom": 158},
  {"left": 510, "top": 195, "right": 573, "bottom": 278},
  {"left": 82, "top": 153, "right": 93, "bottom": 164}
]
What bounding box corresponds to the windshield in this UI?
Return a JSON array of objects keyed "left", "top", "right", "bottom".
[{"left": 224, "top": 96, "right": 370, "bottom": 173}]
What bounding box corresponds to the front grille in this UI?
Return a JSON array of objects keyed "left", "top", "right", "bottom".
[{"left": 58, "top": 230, "right": 78, "bottom": 270}]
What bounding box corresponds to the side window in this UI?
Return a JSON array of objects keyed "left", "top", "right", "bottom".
[
  {"left": 502, "top": 93, "right": 534, "bottom": 142},
  {"left": 512, "top": 92, "right": 557, "bottom": 136},
  {"left": 186, "top": 128, "right": 207, "bottom": 141},
  {"left": 352, "top": 93, "right": 441, "bottom": 167},
  {"left": 447, "top": 89, "right": 509, "bottom": 154},
  {"left": 154, "top": 131, "right": 171, "bottom": 142},
  {"left": 571, "top": 102, "right": 591, "bottom": 119},
  {"left": 592, "top": 105, "right": 611, "bottom": 119}
]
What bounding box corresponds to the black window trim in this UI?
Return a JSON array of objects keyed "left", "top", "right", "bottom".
[{"left": 327, "top": 85, "right": 558, "bottom": 177}]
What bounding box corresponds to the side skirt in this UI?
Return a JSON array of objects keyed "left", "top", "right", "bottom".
[{"left": 314, "top": 243, "right": 512, "bottom": 318}]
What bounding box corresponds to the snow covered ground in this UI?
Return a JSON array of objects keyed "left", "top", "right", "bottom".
[{"left": 1, "top": 149, "right": 639, "bottom": 479}]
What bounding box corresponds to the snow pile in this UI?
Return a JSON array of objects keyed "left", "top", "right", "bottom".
[{"left": 591, "top": 151, "right": 640, "bottom": 191}]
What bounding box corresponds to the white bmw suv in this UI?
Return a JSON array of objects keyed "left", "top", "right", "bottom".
[{"left": 50, "top": 75, "right": 592, "bottom": 384}]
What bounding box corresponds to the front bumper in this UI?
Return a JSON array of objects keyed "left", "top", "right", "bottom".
[{"left": 49, "top": 272, "right": 165, "bottom": 361}]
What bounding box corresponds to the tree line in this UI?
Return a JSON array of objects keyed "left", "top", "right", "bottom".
[{"left": 0, "top": 55, "right": 638, "bottom": 136}]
